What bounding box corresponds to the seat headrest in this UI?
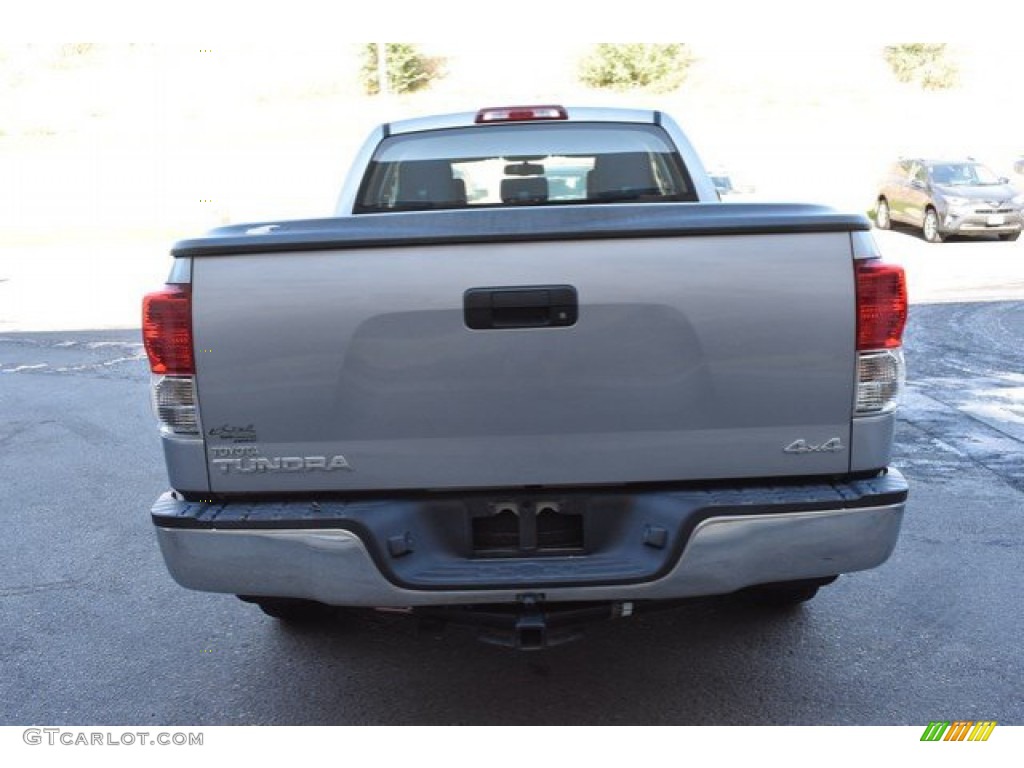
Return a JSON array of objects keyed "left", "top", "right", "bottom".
[
  {"left": 501, "top": 176, "right": 549, "bottom": 204},
  {"left": 396, "top": 160, "right": 465, "bottom": 208},
  {"left": 588, "top": 152, "right": 658, "bottom": 200}
]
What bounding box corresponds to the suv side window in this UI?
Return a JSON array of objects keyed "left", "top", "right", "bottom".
[{"left": 909, "top": 163, "right": 927, "bottom": 186}]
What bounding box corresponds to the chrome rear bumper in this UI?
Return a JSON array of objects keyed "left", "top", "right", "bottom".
[{"left": 153, "top": 476, "right": 906, "bottom": 606}]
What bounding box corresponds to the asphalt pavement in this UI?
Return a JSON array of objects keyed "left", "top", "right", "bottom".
[{"left": 0, "top": 230, "right": 1021, "bottom": 725}]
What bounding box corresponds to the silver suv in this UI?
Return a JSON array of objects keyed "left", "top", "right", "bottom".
[{"left": 875, "top": 158, "right": 1023, "bottom": 242}]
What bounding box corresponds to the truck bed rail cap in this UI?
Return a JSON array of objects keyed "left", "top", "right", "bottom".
[{"left": 171, "top": 203, "right": 871, "bottom": 258}]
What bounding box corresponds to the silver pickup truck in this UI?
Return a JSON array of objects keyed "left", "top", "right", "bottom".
[{"left": 143, "top": 105, "right": 909, "bottom": 648}]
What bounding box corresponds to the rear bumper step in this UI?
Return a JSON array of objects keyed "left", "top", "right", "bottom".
[{"left": 151, "top": 471, "right": 907, "bottom": 606}]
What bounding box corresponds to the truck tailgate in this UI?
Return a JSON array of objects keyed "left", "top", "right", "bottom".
[{"left": 188, "top": 207, "right": 857, "bottom": 493}]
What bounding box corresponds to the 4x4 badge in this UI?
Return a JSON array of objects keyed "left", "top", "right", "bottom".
[{"left": 784, "top": 438, "right": 844, "bottom": 454}]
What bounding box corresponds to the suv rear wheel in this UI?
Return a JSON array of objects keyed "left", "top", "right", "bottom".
[{"left": 923, "top": 208, "right": 945, "bottom": 243}]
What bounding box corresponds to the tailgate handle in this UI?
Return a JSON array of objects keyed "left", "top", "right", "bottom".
[{"left": 464, "top": 285, "right": 577, "bottom": 330}]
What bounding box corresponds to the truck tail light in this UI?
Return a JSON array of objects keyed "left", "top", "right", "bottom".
[
  {"left": 143, "top": 284, "right": 194, "bottom": 375},
  {"left": 855, "top": 349, "right": 905, "bottom": 414},
  {"left": 151, "top": 375, "right": 201, "bottom": 436},
  {"left": 475, "top": 105, "right": 568, "bottom": 123},
  {"left": 142, "top": 284, "right": 200, "bottom": 436},
  {"left": 855, "top": 261, "right": 906, "bottom": 351},
  {"left": 855, "top": 260, "right": 907, "bottom": 415}
]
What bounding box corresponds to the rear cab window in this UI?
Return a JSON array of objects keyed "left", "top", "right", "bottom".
[{"left": 354, "top": 122, "right": 697, "bottom": 213}]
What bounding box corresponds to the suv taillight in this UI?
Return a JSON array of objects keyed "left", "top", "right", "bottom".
[
  {"left": 854, "top": 260, "right": 907, "bottom": 415},
  {"left": 142, "top": 285, "right": 200, "bottom": 436}
]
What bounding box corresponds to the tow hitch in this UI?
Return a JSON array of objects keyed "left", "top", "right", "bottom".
[{"left": 412, "top": 595, "right": 636, "bottom": 650}]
